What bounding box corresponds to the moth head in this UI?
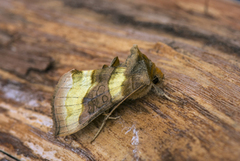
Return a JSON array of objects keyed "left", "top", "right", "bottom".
[
  {"left": 151, "top": 66, "right": 164, "bottom": 84},
  {"left": 130, "top": 45, "right": 164, "bottom": 85}
]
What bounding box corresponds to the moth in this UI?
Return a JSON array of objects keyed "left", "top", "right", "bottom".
[{"left": 52, "top": 45, "right": 166, "bottom": 142}]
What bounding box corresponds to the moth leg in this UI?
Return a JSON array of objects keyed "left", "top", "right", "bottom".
[
  {"left": 103, "top": 112, "right": 120, "bottom": 120},
  {"left": 103, "top": 114, "right": 120, "bottom": 120},
  {"left": 153, "top": 85, "right": 177, "bottom": 102},
  {"left": 90, "top": 105, "right": 122, "bottom": 143},
  {"left": 90, "top": 84, "right": 145, "bottom": 143},
  {"left": 108, "top": 116, "right": 120, "bottom": 120}
]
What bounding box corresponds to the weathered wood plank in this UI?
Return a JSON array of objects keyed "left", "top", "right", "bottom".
[{"left": 0, "top": 0, "right": 240, "bottom": 160}]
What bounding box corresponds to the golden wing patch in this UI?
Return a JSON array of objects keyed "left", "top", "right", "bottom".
[
  {"left": 53, "top": 67, "right": 132, "bottom": 136},
  {"left": 53, "top": 70, "right": 94, "bottom": 136}
]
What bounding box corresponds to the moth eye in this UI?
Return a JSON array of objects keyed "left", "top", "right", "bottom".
[{"left": 152, "top": 76, "right": 159, "bottom": 84}]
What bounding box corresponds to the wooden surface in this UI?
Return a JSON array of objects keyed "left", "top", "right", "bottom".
[{"left": 0, "top": 0, "right": 240, "bottom": 160}]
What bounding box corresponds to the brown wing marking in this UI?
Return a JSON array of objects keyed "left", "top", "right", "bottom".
[{"left": 91, "top": 84, "right": 147, "bottom": 142}]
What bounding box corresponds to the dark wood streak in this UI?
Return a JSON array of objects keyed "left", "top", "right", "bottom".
[
  {"left": 0, "top": 149, "right": 21, "bottom": 161},
  {"left": 0, "top": 132, "right": 38, "bottom": 159}
]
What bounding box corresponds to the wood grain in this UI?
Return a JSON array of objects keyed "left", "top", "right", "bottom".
[{"left": 0, "top": 0, "right": 240, "bottom": 160}]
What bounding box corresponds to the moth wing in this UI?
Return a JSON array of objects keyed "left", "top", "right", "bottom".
[
  {"left": 102, "top": 64, "right": 108, "bottom": 69},
  {"left": 52, "top": 66, "right": 149, "bottom": 136},
  {"left": 102, "top": 57, "right": 120, "bottom": 69},
  {"left": 110, "top": 56, "right": 120, "bottom": 67},
  {"left": 52, "top": 69, "right": 95, "bottom": 136}
]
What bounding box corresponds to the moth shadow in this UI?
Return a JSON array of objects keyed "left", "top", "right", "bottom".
[
  {"left": 71, "top": 97, "right": 152, "bottom": 143},
  {"left": 71, "top": 115, "right": 106, "bottom": 142}
]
